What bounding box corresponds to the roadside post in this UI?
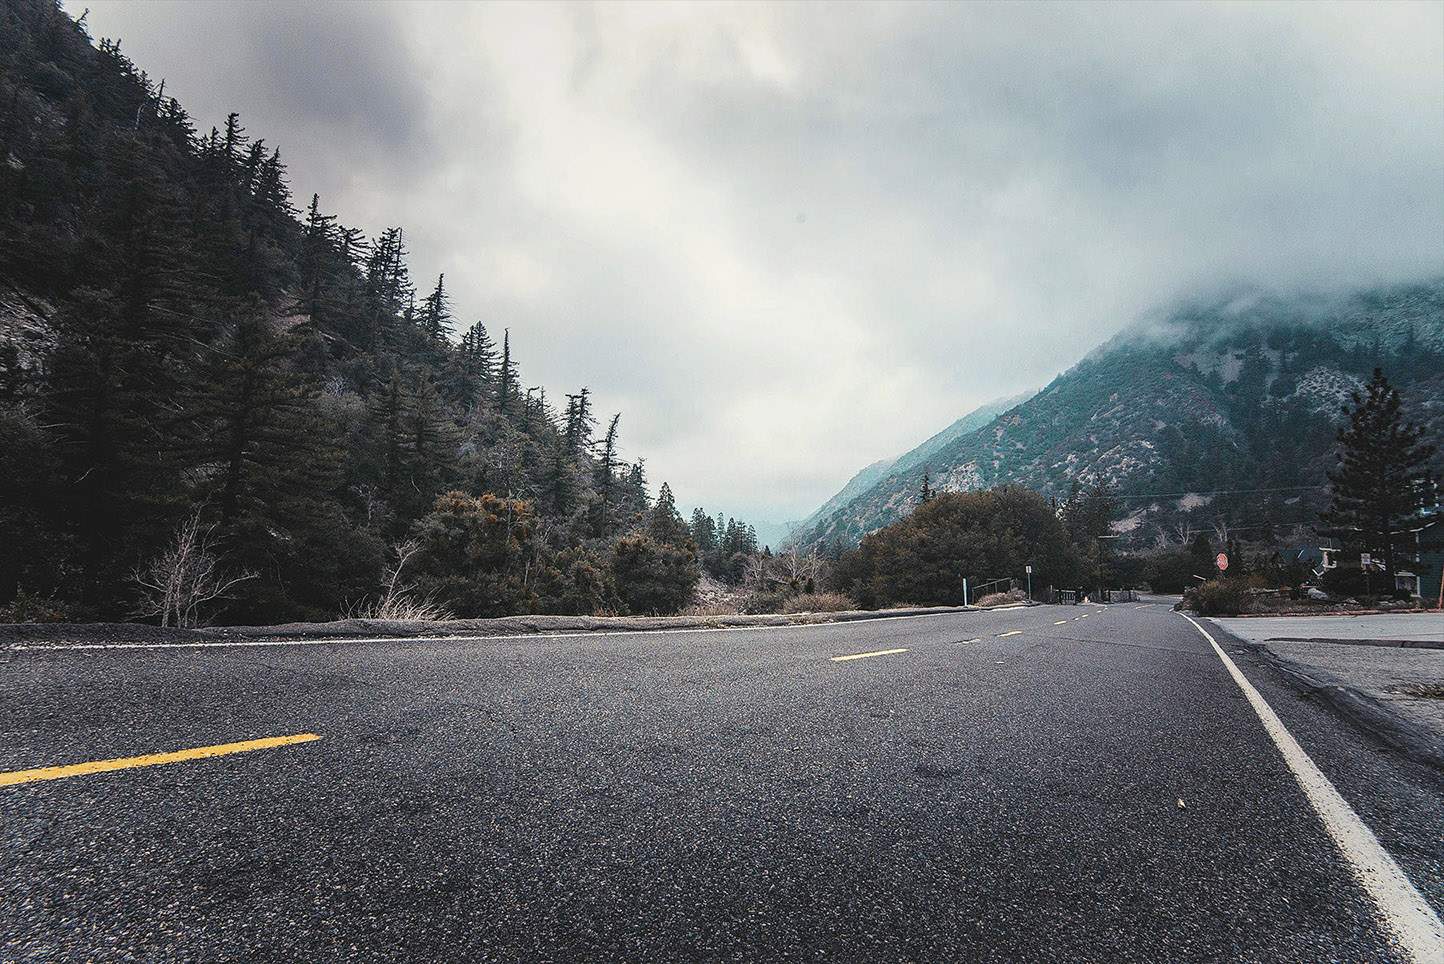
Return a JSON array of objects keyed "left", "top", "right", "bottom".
[
  {"left": 963, "top": 577, "right": 969, "bottom": 608},
  {"left": 1025, "top": 565, "right": 1033, "bottom": 602},
  {"left": 1360, "top": 552, "right": 1372, "bottom": 597}
]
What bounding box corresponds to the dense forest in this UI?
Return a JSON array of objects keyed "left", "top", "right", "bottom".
[{"left": 0, "top": 1, "right": 761, "bottom": 624}]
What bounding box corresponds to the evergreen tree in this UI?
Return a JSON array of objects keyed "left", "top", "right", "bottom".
[
  {"left": 689, "top": 507, "right": 718, "bottom": 553},
  {"left": 497, "top": 328, "right": 518, "bottom": 413},
  {"left": 448, "top": 320, "right": 496, "bottom": 406},
  {"left": 1320, "top": 368, "right": 1436, "bottom": 574},
  {"left": 919, "top": 468, "right": 932, "bottom": 504},
  {"left": 648, "top": 482, "right": 691, "bottom": 547},
  {"left": 420, "top": 273, "right": 451, "bottom": 343}
]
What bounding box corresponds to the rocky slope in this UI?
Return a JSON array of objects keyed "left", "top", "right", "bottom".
[{"left": 796, "top": 281, "right": 1444, "bottom": 551}]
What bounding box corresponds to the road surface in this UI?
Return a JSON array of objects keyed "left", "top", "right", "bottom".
[{"left": 3, "top": 601, "right": 1442, "bottom": 961}]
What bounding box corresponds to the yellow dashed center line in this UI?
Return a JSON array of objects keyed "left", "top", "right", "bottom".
[
  {"left": 0, "top": 733, "right": 321, "bottom": 787},
  {"left": 831, "top": 647, "right": 910, "bottom": 662},
  {"left": 997, "top": 630, "right": 1023, "bottom": 638}
]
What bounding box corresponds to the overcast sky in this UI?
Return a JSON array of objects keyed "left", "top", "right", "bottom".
[{"left": 72, "top": 0, "right": 1444, "bottom": 524}]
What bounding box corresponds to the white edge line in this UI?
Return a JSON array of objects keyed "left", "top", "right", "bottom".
[
  {"left": 1181, "top": 613, "right": 1444, "bottom": 962},
  {"left": 7, "top": 608, "right": 1016, "bottom": 653}
]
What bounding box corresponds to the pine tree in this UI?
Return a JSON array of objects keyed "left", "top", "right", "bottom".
[
  {"left": 647, "top": 482, "right": 692, "bottom": 547},
  {"left": 363, "top": 227, "right": 410, "bottom": 352},
  {"left": 497, "top": 328, "right": 518, "bottom": 413},
  {"left": 299, "top": 193, "right": 338, "bottom": 324},
  {"left": 546, "top": 446, "right": 575, "bottom": 517},
  {"left": 405, "top": 372, "right": 456, "bottom": 521},
  {"left": 1320, "top": 368, "right": 1436, "bottom": 574},
  {"left": 449, "top": 320, "right": 496, "bottom": 406},
  {"left": 689, "top": 507, "right": 718, "bottom": 553},
  {"left": 420, "top": 273, "right": 451, "bottom": 343},
  {"left": 564, "top": 388, "right": 595, "bottom": 456},
  {"left": 919, "top": 468, "right": 932, "bottom": 504}
]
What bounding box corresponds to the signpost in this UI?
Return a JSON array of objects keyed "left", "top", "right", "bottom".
[
  {"left": 1216, "top": 553, "right": 1228, "bottom": 573},
  {"left": 1025, "top": 565, "right": 1033, "bottom": 602}
]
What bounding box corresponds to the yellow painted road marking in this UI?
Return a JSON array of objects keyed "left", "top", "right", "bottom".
[
  {"left": 1054, "top": 620, "right": 1068, "bottom": 625},
  {"left": 997, "top": 630, "right": 1023, "bottom": 638},
  {"left": 0, "top": 733, "right": 321, "bottom": 787},
  {"left": 831, "top": 647, "right": 909, "bottom": 662}
]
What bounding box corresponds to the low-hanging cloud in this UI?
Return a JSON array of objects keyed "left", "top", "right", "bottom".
[{"left": 75, "top": 0, "right": 1444, "bottom": 522}]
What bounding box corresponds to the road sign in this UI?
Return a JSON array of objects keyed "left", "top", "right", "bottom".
[
  {"left": 1215, "top": 553, "right": 1228, "bottom": 572},
  {"left": 1360, "top": 553, "right": 1372, "bottom": 568},
  {"left": 1025, "top": 565, "right": 1032, "bottom": 574}
]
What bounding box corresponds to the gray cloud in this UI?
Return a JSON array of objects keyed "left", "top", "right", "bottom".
[{"left": 74, "top": 0, "right": 1444, "bottom": 522}]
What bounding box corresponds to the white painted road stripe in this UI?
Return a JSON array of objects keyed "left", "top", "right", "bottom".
[
  {"left": 1183, "top": 614, "right": 1444, "bottom": 962},
  {"left": 997, "top": 630, "right": 1023, "bottom": 638},
  {"left": 830, "top": 647, "right": 910, "bottom": 662}
]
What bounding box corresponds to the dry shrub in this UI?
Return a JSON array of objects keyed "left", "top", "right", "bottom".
[
  {"left": 681, "top": 601, "right": 740, "bottom": 617},
  {"left": 740, "top": 590, "right": 789, "bottom": 614},
  {"left": 1183, "top": 579, "right": 1245, "bottom": 616},
  {"left": 976, "top": 588, "right": 1027, "bottom": 608},
  {"left": 344, "top": 539, "right": 454, "bottom": 622},
  {"left": 0, "top": 587, "right": 69, "bottom": 623},
  {"left": 782, "top": 592, "right": 856, "bottom": 614}
]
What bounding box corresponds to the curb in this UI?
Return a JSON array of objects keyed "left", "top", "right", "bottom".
[
  {"left": 1203, "top": 619, "right": 1444, "bottom": 773},
  {"left": 1265, "top": 636, "right": 1444, "bottom": 652},
  {"left": 0, "top": 604, "right": 990, "bottom": 649}
]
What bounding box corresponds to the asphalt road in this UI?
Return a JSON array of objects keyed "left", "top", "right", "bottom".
[{"left": 3, "top": 601, "right": 1442, "bottom": 961}]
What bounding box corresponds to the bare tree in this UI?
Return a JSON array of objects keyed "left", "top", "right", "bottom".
[
  {"left": 132, "top": 511, "right": 257, "bottom": 628},
  {"left": 745, "top": 545, "right": 824, "bottom": 595}
]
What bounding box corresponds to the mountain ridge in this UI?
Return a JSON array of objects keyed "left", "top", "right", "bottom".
[{"left": 795, "top": 280, "right": 1444, "bottom": 552}]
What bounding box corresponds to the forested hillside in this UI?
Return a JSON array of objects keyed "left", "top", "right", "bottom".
[
  {"left": 797, "top": 283, "right": 1444, "bottom": 552},
  {"left": 0, "top": 0, "right": 746, "bottom": 622}
]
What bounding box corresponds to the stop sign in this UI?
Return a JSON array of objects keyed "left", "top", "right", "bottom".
[{"left": 1216, "top": 553, "right": 1229, "bottom": 572}]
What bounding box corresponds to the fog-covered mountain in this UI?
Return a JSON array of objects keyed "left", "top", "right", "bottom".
[{"left": 795, "top": 281, "right": 1444, "bottom": 551}]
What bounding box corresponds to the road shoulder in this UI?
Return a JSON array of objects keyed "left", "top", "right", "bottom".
[
  {"left": 0, "top": 603, "right": 1044, "bottom": 649},
  {"left": 1204, "top": 618, "right": 1444, "bottom": 773}
]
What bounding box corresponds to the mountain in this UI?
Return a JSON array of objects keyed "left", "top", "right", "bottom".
[
  {"left": 791, "top": 393, "right": 1029, "bottom": 544},
  {"left": 795, "top": 282, "right": 1444, "bottom": 552}
]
